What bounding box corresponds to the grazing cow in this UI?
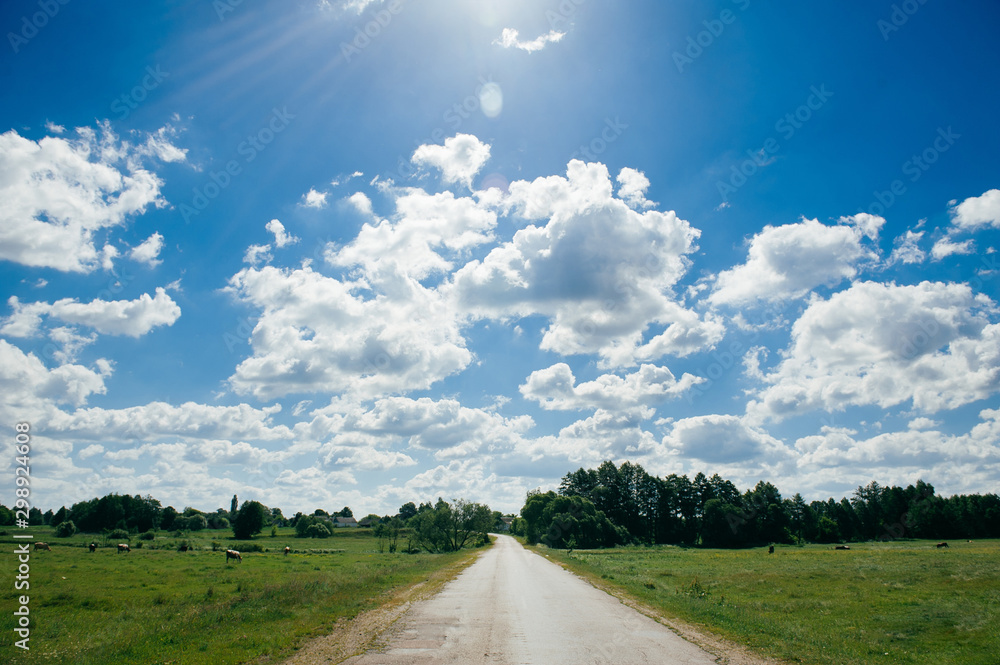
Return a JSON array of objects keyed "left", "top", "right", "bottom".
[
  {"left": 117, "top": 543, "right": 130, "bottom": 553},
  {"left": 226, "top": 549, "right": 242, "bottom": 563},
  {"left": 284, "top": 546, "right": 290, "bottom": 556},
  {"left": 768, "top": 545, "right": 774, "bottom": 554},
  {"left": 89, "top": 542, "right": 97, "bottom": 552},
  {"left": 34, "top": 542, "right": 51, "bottom": 551},
  {"left": 835, "top": 545, "right": 850, "bottom": 550},
  {"left": 936, "top": 542, "right": 949, "bottom": 548}
]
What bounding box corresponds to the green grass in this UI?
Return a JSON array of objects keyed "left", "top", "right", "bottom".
[
  {"left": 1, "top": 526, "right": 478, "bottom": 664},
  {"left": 539, "top": 539, "right": 1000, "bottom": 665}
]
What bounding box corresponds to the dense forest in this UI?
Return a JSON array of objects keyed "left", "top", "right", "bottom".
[{"left": 515, "top": 461, "right": 1000, "bottom": 549}]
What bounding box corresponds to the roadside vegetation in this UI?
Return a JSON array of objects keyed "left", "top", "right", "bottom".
[
  {"left": 0, "top": 524, "right": 484, "bottom": 664},
  {"left": 0, "top": 494, "right": 498, "bottom": 664},
  {"left": 540, "top": 539, "right": 1000, "bottom": 665}
]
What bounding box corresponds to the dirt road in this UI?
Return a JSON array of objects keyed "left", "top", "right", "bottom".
[{"left": 341, "top": 534, "right": 720, "bottom": 664}]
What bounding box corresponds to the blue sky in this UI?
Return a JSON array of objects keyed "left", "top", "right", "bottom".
[{"left": 2, "top": 0, "right": 999, "bottom": 516}]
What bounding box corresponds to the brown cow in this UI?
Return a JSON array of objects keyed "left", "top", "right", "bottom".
[
  {"left": 226, "top": 549, "right": 242, "bottom": 563},
  {"left": 936, "top": 542, "right": 949, "bottom": 548},
  {"left": 34, "top": 542, "right": 51, "bottom": 551},
  {"left": 835, "top": 545, "right": 850, "bottom": 550},
  {"left": 284, "top": 546, "right": 290, "bottom": 556},
  {"left": 89, "top": 542, "right": 97, "bottom": 552},
  {"left": 768, "top": 545, "right": 774, "bottom": 554},
  {"left": 117, "top": 543, "right": 130, "bottom": 553}
]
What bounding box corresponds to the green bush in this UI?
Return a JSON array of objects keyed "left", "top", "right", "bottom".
[
  {"left": 107, "top": 528, "right": 129, "bottom": 543},
  {"left": 139, "top": 530, "right": 156, "bottom": 540},
  {"left": 55, "top": 520, "right": 77, "bottom": 537},
  {"left": 305, "top": 523, "right": 332, "bottom": 539}
]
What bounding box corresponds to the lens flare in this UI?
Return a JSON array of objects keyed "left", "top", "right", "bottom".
[{"left": 479, "top": 82, "right": 503, "bottom": 118}]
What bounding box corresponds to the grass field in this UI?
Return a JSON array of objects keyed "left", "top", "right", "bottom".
[
  {"left": 539, "top": 539, "right": 1000, "bottom": 665},
  {"left": 1, "top": 526, "right": 480, "bottom": 664}
]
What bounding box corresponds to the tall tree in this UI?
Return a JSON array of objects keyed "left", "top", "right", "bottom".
[
  {"left": 398, "top": 501, "right": 418, "bottom": 521},
  {"left": 559, "top": 468, "right": 599, "bottom": 499},
  {"left": 232, "top": 501, "right": 268, "bottom": 540},
  {"left": 231, "top": 494, "right": 239, "bottom": 515}
]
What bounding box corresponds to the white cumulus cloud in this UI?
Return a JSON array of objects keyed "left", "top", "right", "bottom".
[
  {"left": 748, "top": 281, "right": 1000, "bottom": 422},
  {"left": 452, "top": 159, "right": 723, "bottom": 367},
  {"left": 2, "top": 287, "right": 181, "bottom": 338},
  {"left": 710, "top": 217, "right": 881, "bottom": 306},
  {"left": 949, "top": 188, "right": 1000, "bottom": 232},
  {"left": 520, "top": 363, "right": 703, "bottom": 411},
  {"left": 130, "top": 232, "right": 164, "bottom": 267},
  {"left": 266, "top": 219, "right": 298, "bottom": 247},
  {"left": 494, "top": 28, "right": 565, "bottom": 53},
  {"left": 412, "top": 134, "right": 491, "bottom": 188},
  {"left": 301, "top": 188, "right": 328, "bottom": 209},
  {"left": 0, "top": 123, "right": 182, "bottom": 272}
]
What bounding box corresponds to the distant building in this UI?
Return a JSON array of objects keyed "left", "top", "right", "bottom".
[
  {"left": 500, "top": 517, "right": 514, "bottom": 532},
  {"left": 333, "top": 516, "right": 358, "bottom": 528},
  {"left": 357, "top": 517, "right": 375, "bottom": 527}
]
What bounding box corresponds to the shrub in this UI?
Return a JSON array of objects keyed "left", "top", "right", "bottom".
[
  {"left": 175, "top": 514, "right": 208, "bottom": 531},
  {"left": 305, "top": 523, "right": 331, "bottom": 539},
  {"left": 107, "top": 528, "right": 129, "bottom": 544},
  {"left": 139, "top": 530, "right": 156, "bottom": 540},
  {"left": 55, "top": 520, "right": 77, "bottom": 537}
]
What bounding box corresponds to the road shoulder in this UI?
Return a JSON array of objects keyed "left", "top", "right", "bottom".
[
  {"left": 276, "top": 548, "right": 485, "bottom": 665},
  {"left": 533, "top": 549, "right": 792, "bottom": 665}
]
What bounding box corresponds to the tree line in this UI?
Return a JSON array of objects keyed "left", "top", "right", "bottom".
[
  {"left": 0, "top": 493, "right": 500, "bottom": 553},
  {"left": 515, "top": 461, "right": 1000, "bottom": 549}
]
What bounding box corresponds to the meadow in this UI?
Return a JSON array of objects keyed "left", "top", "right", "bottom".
[
  {"left": 1, "top": 526, "right": 478, "bottom": 664},
  {"left": 540, "top": 539, "right": 1000, "bottom": 665}
]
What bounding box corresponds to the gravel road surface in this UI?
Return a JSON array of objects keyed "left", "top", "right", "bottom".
[{"left": 342, "top": 534, "right": 720, "bottom": 664}]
